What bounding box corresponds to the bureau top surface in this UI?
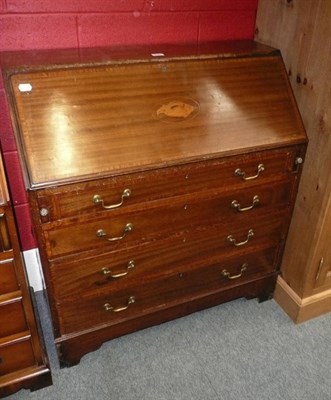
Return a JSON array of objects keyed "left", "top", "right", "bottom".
[{"left": 6, "top": 41, "right": 307, "bottom": 189}]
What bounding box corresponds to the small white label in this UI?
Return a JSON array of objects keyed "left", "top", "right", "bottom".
[
  {"left": 18, "top": 83, "right": 32, "bottom": 92},
  {"left": 151, "top": 53, "right": 165, "bottom": 57}
]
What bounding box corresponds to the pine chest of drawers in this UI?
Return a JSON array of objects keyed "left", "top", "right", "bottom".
[{"left": 5, "top": 41, "right": 307, "bottom": 366}]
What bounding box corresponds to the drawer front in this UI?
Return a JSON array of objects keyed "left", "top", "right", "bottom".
[
  {"left": 0, "top": 300, "right": 27, "bottom": 338},
  {"left": 56, "top": 246, "right": 276, "bottom": 335},
  {"left": 0, "top": 154, "right": 9, "bottom": 206},
  {"left": 34, "top": 147, "right": 297, "bottom": 223},
  {"left": 43, "top": 181, "right": 292, "bottom": 259},
  {"left": 50, "top": 210, "right": 286, "bottom": 301},
  {"left": 0, "top": 211, "right": 12, "bottom": 253},
  {"left": 0, "top": 259, "right": 19, "bottom": 295},
  {"left": 0, "top": 337, "right": 36, "bottom": 375}
]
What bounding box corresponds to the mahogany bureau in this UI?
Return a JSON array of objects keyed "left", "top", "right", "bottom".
[
  {"left": 0, "top": 152, "right": 51, "bottom": 397},
  {"left": 3, "top": 41, "right": 307, "bottom": 366}
]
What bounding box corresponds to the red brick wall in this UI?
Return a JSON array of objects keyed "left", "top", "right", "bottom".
[
  {"left": 0, "top": 1, "right": 257, "bottom": 50},
  {"left": 0, "top": 0, "right": 258, "bottom": 249}
]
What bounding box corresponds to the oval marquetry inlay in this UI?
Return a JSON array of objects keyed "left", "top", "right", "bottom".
[{"left": 154, "top": 97, "right": 200, "bottom": 123}]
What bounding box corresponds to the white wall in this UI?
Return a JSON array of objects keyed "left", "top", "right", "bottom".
[{"left": 23, "top": 248, "right": 45, "bottom": 292}]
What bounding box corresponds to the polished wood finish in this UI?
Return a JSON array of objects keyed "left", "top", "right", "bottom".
[
  {"left": 5, "top": 41, "right": 307, "bottom": 365},
  {"left": 51, "top": 242, "right": 278, "bottom": 301},
  {"left": 0, "top": 155, "right": 8, "bottom": 206},
  {"left": 35, "top": 146, "right": 297, "bottom": 223},
  {"left": 8, "top": 52, "right": 305, "bottom": 188},
  {"left": 0, "top": 157, "right": 51, "bottom": 397},
  {"left": 0, "top": 260, "right": 19, "bottom": 295},
  {"left": 256, "top": 0, "right": 331, "bottom": 322},
  {"left": 42, "top": 180, "right": 291, "bottom": 259},
  {"left": 0, "top": 299, "right": 27, "bottom": 337},
  {"left": 58, "top": 260, "right": 276, "bottom": 335}
]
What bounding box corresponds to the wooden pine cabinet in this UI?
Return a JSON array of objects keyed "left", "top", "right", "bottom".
[
  {"left": 313, "top": 208, "right": 331, "bottom": 291},
  {"left": 256, "top": 0, "right": 331, "bottom": 323},
  {"left": 2, "top": 41, "right": 307, "bottom": 365},
  {"left": 0, "top": 153, "right": 51, "bottom": 398},
  {"left": 275, "top": 196, "right": 331, "bottom": 323}
]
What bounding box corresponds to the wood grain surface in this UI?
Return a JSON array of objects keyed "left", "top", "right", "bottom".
[
  {"left": 4, "top": 41, "right": 307, "bottom": 364},
  {"left": 9, "top": 50, "right": 306, "bottom": 188},
  {"left": 256, "top": 0, "right": 331, "bottom": 313}
]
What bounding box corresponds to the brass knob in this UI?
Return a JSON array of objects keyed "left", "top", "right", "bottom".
[{"left": 39, "top": 207, "right": 49, "bottom": 217}]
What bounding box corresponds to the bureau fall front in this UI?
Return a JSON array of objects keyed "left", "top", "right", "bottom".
[{"left": 4, "top": 41, "right": 307, "bottom": 365}]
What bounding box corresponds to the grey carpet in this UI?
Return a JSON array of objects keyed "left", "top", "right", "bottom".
[{"left": 7, "top": 292, "right": 331, "bottom": 400}]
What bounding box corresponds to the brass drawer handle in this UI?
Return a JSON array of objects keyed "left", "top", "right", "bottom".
[
  {"left": 235, "top": 164, "right": 265, "bottom": 181},
  {"left": 96, "top": 223, "right": 133, "bottom": 242},
  {"left": 231, "top": 195, "right": 260, "bottom": 212},
  {"left": 92, "top": 189, "right": 131, "bottom": 210},
  {"left": 104, "top": 296, "right": 136, "bottom": 312},
  {"left": 102, "top": 260, "right": 135, "bottom": 278},
  {"left": 227, "top": 229, "right": 254, "bottom": 247},
  {"left": 222, "top": 263, "right": 248, "bottom": 280}
]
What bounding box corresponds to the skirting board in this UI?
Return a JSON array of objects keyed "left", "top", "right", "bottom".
[
  {"left": 274, "top": 276, "right": 331, "bottom": 323},
  {"left": 23, "top": 248, "right": 45, "bottom": 292}
]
